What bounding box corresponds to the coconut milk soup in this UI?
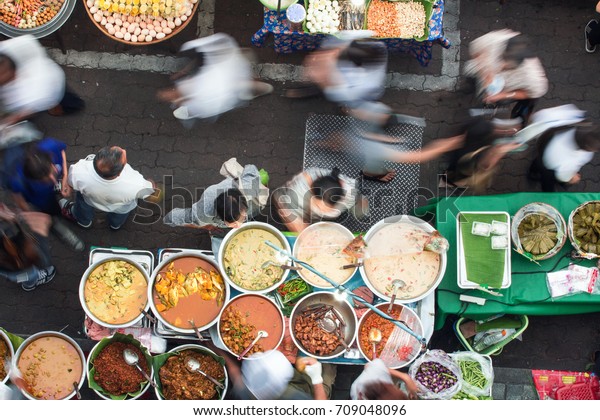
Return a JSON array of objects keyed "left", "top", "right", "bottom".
[{"left": 364, "top": 223, "right": 440, "bottom": 299}]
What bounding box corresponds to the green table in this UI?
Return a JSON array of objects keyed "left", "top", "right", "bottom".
[{"left": 416, "top": 192, "right": 600, "bottom": 330}]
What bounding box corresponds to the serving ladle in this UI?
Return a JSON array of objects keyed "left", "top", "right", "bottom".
[
  {"left": 261, "top": 260, "right": 301, "bottom": 271},
  {"left": 72, "top": 382, "right": 81, "bottom": 400},
  {"left": 237, "top": 330, "right": 268, "bottom": 360},
  {"left": 123, "top": 348, "right": 158, "bottom": 389},
  {"left": 387, "top": 279, "right": 406, "bottom": 314},
  {"left": 369, "top": 327, "right": 382, "bottom": 360},
  {"left": 317, "top": 317, "right": 350, "bottom": 352},
  {"left": 184, "top": 357, "right": 225, "bottom": 389},
  {"left": 189, "top": 319, "right": 210, "bottom": 341}
]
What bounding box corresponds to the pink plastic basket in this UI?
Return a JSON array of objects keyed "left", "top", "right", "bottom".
[{"left": 555, "top": 383, "right": 595, "bottom": 400}]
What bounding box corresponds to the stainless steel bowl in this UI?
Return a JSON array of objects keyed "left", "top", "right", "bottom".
[
  {"left": 0, "top": 0, "right": 77, "bottom": 38},
  {"left": 359, "top": 215, "right": 447, "bottom": 304},
  {"left": 87, "top": 334, "right": 153, "bottom": 400},
  {"left": 79, "top": 257, "right": 150, "bottom": 329},
  {"left": 218, "top": 222, "right": 291, "bottom": 294},
  {"left": 0, "top": 329, "right": 14, "bottom": 385},
  {"left": 15, "top": 331, "right": 86, "bottom": 400},
  {"left": 289, "top": 292, "right": 357, "bottom": 360},
  {"left": 293, "top": 222, "right": 356, "bottom": 289},
  {"left": 154, "top": 344, "right": 228, "bottom": 400},
  {"left": 148, "top": 251, "right": 229, "bottom": 334}
]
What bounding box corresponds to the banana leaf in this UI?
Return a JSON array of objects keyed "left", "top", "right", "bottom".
[
  {"left": 151, "top": 347, "right": 226, "bottom": 400},
  {"left": 0, "top": 327, "right": 24, "bottom": 350},
  {"left": 87, "top": 332, "right": 152, "bottom": 400}
]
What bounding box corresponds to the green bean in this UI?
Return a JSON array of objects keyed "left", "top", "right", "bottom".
[{"left": 458, "top": 359, "right": 488, "bottom": 389}]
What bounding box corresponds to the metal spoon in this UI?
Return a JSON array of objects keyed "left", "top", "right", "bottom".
[
  {"left": 369, "top": 327, "right": 382, "bottom": 360},
  {"left": 261, "top": 260, "right": 301, "bottom": 271},
  {"left": 184, "top": 357, "right": 225, "bottom": 389},
  {"left": 317, "top": 317, "right": 350, "bottom": 352},
  {"left": 122, "top": 348, "right": 158, "bottom": 389},
  {"left": 387, "top": 279, "right": 406, "bottom": 313},
  {"left": 189, "top": 320, "right": 210, "bottom": 341},
  {"left": 237, "top": 330, "right": 268, "bottom": 360},
  {"left": 72, "top": 382, "right": 81, "bottom": 400}
]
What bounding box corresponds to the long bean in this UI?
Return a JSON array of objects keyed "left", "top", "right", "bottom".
[{"left": 458, "top": 360, "right": 488, "bottom": 390}]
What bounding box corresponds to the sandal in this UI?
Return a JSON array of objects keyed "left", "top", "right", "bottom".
[{"left": 360, "top": 170, "right": 396, "bottom": 183}]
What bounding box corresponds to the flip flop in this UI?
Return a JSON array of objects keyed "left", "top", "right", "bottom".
[{"left": 360, "top": 170, "right": 396, "bottom": 183}]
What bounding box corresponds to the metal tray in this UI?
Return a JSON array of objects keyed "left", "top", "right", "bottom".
[
  {"left": 457, "top": 211, "right": 511, "bottom": 289},
  {"left": 151, "top": 248, "right": 213, "bottom": 342}
]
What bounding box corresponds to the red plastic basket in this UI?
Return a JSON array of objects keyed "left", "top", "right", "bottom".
[{"left": 555, "top": 383, "right": 595, "bottom": 400}]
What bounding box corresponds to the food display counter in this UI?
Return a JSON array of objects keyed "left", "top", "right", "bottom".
[
  {"left": 0, "top": 0, "right": 77, "bottom": 38},
  {"left": 418, "top": 192, "right": 600, "bottom": 330},
  {"left": 251, "top": 0, "right": 450, "bottom": 66}
]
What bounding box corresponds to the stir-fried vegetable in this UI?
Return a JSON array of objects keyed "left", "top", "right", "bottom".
[
  {"left": 458, "top": 359, "right": 488, "bottom": 390},
  {"left": 415, "top": 361, "right": 458, "bottom": 393},
  {"left": 277, "top": 277, "right": 310, "bottom": 304}
]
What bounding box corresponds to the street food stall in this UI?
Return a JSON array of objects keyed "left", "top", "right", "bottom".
[
  {"left": 415, "top": 192, "right": 600, "bottom": 330},
  {"left": 252, "top": 0, "right": 450, "bottom": 66}
]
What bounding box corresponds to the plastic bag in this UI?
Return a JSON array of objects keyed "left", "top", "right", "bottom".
[
  {"left": 408, "top": 349, "right": 462, "bottom": 400},
  {"left": 451, "top": 351, "right": 494, "bottom": 397}
]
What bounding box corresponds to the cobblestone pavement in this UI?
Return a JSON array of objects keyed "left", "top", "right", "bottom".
[{"left": 1, "top": 0, "right": 599, "bottom": 400}]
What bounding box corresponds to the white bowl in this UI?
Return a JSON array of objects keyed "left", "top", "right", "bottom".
[
  {"left": 15, "top": 331, "right": 85, "bottom": 400},
  {"left": 356, "top": 303, "right": 424, "bottom": 369},
  {"left": 218, "top": 221, "right": 291, "bottom": 294},
  {"left": 79, "top": 257, "right": 150, "bottom": 329},
  {"left": 0, "top": 329, "right": 14, "bottom": 385},
  {"left": 293, "top": 222, "right": 357, "bottom": 289},
  {"left": 148, "top": 251, "right": 230, "bottom": 334},
  {"left": 154, "top": 344, "right": 228, "bottom": 400},
  {"left": 289, "top": 292, "right": 357, "bottom": 360},
  {"left": 359, "top": 215, "right": 447, "bottom": 304},
  {"left": 217, "top": 293, "right": 285, "bottom": 360},
  {"left": 258, "top": 0, "right": 299, "bottom": 11},
  {"left": 87, "top": 335, "right": 153, "bottom": 400}
]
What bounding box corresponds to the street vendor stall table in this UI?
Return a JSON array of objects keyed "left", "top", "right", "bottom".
[
  {"left": 418, "top": 192, "right": 600, "bottom": 330},
  {"left": 251, "top": 0, "right": 450, "bottom": 66},
  {"left": 0, "top": 0, "right": 77, "bottom": 39}
]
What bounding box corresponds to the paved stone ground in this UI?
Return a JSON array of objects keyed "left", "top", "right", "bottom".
[{"left": 1, "top": 0, "right": 600, "bottom": 400}]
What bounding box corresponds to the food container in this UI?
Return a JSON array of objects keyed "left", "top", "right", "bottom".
[
  {"left": 148, "top": 251, "right": 229, "bottom": 335},
  {"left": 0, "top": 329, "right": 14, "bottom": 385},
  {"left": 457, "top": 211, "right": 511, "bottom": 289},
  {"left": 154, "top": 344, "right": 228, "bottom": 400},
  {"left": 513, "top": 202, "right": 566, "bottom": 261},
  {"left": 217, "top": 294, "right": 285, "bottom": 360},
  {"left": 364, "top": 0, "right": 434, "bottom": 42},
  {"left": 83, "top": 0, "right": 200, "bottom": 45},
  {"left": 293, "top": 221, "right": 356, "bottom": 289},
  {"left": 356, "top": 302, "right": 423, "bottom": 369},
  {"left": 87, "top": 333, "right": 153, "bottom": 400},
  {"left": 289, "top": 291, "right": 357, "bottom": 360},
  {"left": 359, "top": 215, "right": 447, "bottom": 303},
  {"left": 218, "top": 221, "right": 291, "bottom": 294},
  {"left": 15, "top": 331, "right": 85, "bottom": 400},
  {"left": 0, "top": 0, "right": 77, "bottom": 38},
  {"left": 79, "top": 257, "right": 151, "bottom": 329},
  {"left": 568, "top": 200, "right": 600, "bottom": 259}
]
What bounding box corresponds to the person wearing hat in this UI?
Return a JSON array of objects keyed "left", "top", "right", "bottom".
[{"left": 224, "top": 350, "right": 336, "bottom": 400}]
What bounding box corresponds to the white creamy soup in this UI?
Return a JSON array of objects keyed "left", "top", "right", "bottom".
[
  {"left": 364, "top": 223, "right": 440, "bottom": 299},
  {"left": 295, "top": 225, "right": 356, "bottom": 287}
]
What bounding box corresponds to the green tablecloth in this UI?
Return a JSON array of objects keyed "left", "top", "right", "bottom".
[{"left": 418, "top": 192, "right": 600, "bottom": 330}]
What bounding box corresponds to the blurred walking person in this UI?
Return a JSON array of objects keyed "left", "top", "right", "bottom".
[
  {"left": 157, "top": 33, "right": 273, "bottom": 125},
  {"left": 585, "top": 2, "right": 600, "bottom": 53}
]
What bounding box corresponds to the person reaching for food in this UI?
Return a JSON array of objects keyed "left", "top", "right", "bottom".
[{"left": 350, "top": 358, "right": 418, "bottom": 400}]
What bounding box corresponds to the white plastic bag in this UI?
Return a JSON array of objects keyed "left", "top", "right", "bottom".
[
  {"left": 451, "top": 351, "right": 494, "bottom": 397},
  {"left": 409, "top": 349, "right": 462, "bottom": 400}
]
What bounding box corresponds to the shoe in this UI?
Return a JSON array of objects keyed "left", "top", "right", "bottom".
[
  {"left": 51, "top": 219, "right": 85, "bottom": 251},
  {"left": 173, "top": 106, "right": 192, "bottom": 120},
  {"left": 22, "top": 266, "right": 56, "bottom": 291},
  {"left": 239, "top": 82, "right": 274, "bottom": 101},
  {"left": 59, "top": 199, "right": 92, "bottom": 229},
  {"left": 586, "top": 20, "right": 597, "bottom": 53},
  {"left": 109, "top": 223, "right": 125, "bottom": 230}
]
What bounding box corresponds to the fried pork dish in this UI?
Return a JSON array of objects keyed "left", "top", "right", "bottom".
[{"left": 160, "top": 350, "right": 225, "bottom": 400}]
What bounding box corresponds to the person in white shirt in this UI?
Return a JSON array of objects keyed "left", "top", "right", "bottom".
[
  {"left": 60, "top": 146, "right": 155, "bottom": 230},
  {"left": 529, "top": 123, "right": 600, "bottom": 192},
  {"left": 350, "top": 358, "right": 418, "bottom": 400},
  {"left": 0, "top": 35, "right": 65, "bottom": 126}
]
